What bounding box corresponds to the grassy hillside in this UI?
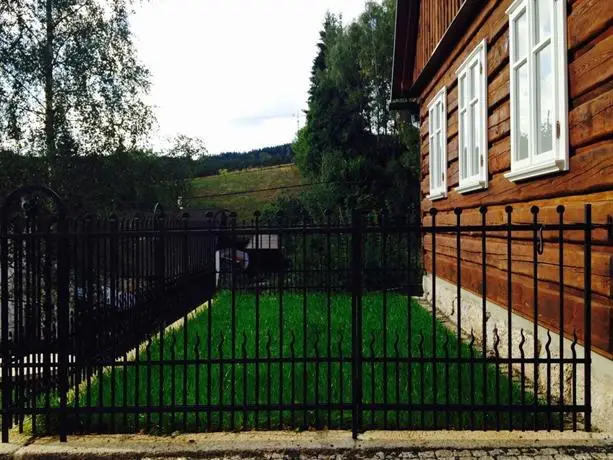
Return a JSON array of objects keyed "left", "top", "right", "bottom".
[{"left": 187, "top": 164, "right": 303, "bottom": 221}]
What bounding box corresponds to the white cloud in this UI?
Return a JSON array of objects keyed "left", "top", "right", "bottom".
[{"left": 129, "top": 0, "right": 365, "bottom": 154}]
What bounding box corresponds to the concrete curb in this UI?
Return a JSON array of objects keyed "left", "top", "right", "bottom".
[{"left": 3, "top": 431, "right": 612, "bottom": 459}]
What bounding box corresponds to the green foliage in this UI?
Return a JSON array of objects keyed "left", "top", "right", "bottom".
[
  {"left": 0, "top": 147, "right": 191, "bottom": 215},
  {"left": 288, "top": 1, "right": 421, "bottom": 222},
  {"left": 0, "top": 0, "right": 173, "bottom": 214},
  {"left": 0, "top": 0, "right": 154, "bottom": 156}
]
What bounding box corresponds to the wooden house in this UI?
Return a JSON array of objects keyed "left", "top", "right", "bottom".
[{"left": 391, "top": 0, "right": 613, "bottom": 431}]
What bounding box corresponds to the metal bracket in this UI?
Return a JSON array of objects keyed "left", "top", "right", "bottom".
[{"left": 536, "top": 224, "right": 545, "bottom": 255}]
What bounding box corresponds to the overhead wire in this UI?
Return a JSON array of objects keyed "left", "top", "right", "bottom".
[{"left": 186, "top": 179, "right": 359, "bottom": 200}]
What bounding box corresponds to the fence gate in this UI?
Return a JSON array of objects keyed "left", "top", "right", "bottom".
[{"left": 0, "top": 186, "right": 597, "bottom": 442}]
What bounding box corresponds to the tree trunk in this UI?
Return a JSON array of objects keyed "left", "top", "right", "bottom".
[{"left": 44, "top": 0, "right": 55, "bottom": 161}]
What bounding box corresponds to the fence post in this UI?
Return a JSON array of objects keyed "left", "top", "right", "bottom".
[
  {"left": 583, "top": 204, "right": 592, "bottom": 431},
  {"left": 155, "top": 214, "right": 166, "bottom": 313},
  {"left": 57, "top": 211, "right": 69, "bottom": 442},
  {"left": 351, "top": 210, "right": 363, "bottom": 438},
  {"left": 1, "top": 202, "right": 10, "bottom": 443}
]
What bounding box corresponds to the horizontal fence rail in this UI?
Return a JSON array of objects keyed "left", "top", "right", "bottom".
[{"left": 0, "top": 186, "right": 602, "bottom": 442}]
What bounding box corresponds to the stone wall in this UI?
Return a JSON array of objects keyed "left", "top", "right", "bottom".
[{"left": 422, "top": 274, "right": 613, "bottom": 434}]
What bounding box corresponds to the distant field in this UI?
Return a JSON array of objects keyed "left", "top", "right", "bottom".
[{"left": 187, "top": 164, "right": 303, "bottom": 221}]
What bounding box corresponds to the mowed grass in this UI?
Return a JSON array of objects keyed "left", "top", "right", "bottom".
[
  {"left": 189, "top": 164, "right": 302, "bottom": 221},
  {"left": 35, "top": 292, "right": 553, "bottom": 435}
]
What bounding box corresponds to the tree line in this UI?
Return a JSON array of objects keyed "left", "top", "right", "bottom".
[
  {"left": 262, "top": 0, "right": 420, "bottom": 224},
  {"left": 0, "top": 1, "right": 295, "bottom": 214},
  {"left": 193, "top": 144, "right": 293, "bottom": 177}
]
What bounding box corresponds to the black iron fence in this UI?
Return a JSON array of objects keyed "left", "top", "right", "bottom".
[{"left": 0, "top": 186, "right": 606, "bottom": 442}]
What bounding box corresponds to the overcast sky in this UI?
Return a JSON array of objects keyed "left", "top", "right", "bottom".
[{"left": 130, "top": 1, "right": 365, "bottom": 155}]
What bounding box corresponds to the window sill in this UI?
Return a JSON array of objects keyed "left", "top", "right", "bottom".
[
  {"left": 427, "top": 190, "right": 447, "bottom": 201},
  {"left": 504, "top": 159, "right": 567, "bottom": 182},
  {"left": 455, "top": 180, "right": 487, "bottom": 194}
]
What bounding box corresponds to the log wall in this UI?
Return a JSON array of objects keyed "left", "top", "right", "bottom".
[{"left": 418, "top": 0, "right": 613, "bottom": 356}]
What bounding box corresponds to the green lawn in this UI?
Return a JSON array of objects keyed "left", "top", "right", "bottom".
[
  {"left": 188, "top": 164, "right": 303, "bottom": 221},
  {"left": 31, "top": 291, "right": 553, "bottom": 435}
]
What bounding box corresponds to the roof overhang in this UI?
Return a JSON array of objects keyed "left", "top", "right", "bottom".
[
  {"left": 389, "top": 0, "right": 419, "bottom": 109},
  {"left": 389, "top": 0, "right": 485, "bottom": 108}
]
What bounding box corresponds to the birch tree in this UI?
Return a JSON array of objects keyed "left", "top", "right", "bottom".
[{"left": 0, "top": 0, "right": 154, "bottom": 158}]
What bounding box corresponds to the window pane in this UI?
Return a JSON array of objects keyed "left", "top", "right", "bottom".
[
  {"left": 472, "top": 102, "right": 480, "bottom": 177},
  {"left": 438, "top": 131, "right": 445, "bottom": 185},
  {"left": 470, "top": 63, "right": 478, "bottom": 100},
  {"left": 460, "top": 111, "right": 468, "bottom": 179},
  {"left": 536, "top": 44, "right": 553, "bottom": 156},
  {"left": 535, "top": 0, "right": 552, "bottom": 43},
  {"left": 433, "top": 103, "right": 439, "bottom": 132},
  {"left": 514, "top": 10, "right": 528, "bottom": 61},
  {"left": 516, "top": 63, "right": 530, "bottom": 161},
  {"left": 431, "top": 135, "right": 438, "bottom": 189}
]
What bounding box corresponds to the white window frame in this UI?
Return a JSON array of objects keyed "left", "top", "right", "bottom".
[
  {"left": 455, "top": 39, "right": 488, "bottom": 194},
  {"left": 505, "top": 0, "right": 569, "bottom": 182},
  {"left": 427, "top": 86, "right": 447, "bottom": 201}
]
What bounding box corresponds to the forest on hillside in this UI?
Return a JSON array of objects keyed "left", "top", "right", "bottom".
[
  {"left": 0, "top": 0, "right": 294, "bottom": 214},
  {"left": 0, "top": 0, "right": 418, "bottom": 218},
  {"left": 192, "top": 144, "right": 293, "bottom": 177},
  {"left": 262, "top": 0, "right": 420, "bottom": 223}
]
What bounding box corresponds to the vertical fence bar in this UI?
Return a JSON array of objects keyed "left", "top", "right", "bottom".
[
  {"left": 109, "top": 215, "right": 118, "bottom": 433},
  {"left": 57, "top": 209, "right": 69, "bottom": 442},
  {"left": 302, "top": 213, "right": 308, "bottom": 429},
  {"left": 505, "top": 206, "right": 513, "bottom": 431},
  {"left": 254, "top": 211, "right": 261, "bottom": 428},
  {"left": 182, "top": 214, "right": 189, "bottom": 431},
  {"left": 15, "top": 217, "right": 24, "bottom": 434},
  {"left": 25, "top": 215, "right": 35, "bottom": 435},
  {"left": 230, "top": 213, "right": 237, "bottom": 430},
  {"left": 531, "top": 206, "right": 539, "bottom": 431},
  {"left": 351, "top": 210, "right": 363, "bottom": 438},
  {"left": 277, "top": 212, "right": 284, "bottom": 428},
  {"left": 381, "top": 211, "right": 388, "bottom": 428},
  {"left": 1, "top": 203, "right": 10, "bottom": 443},
  {"left": 454, "top": 208, "right": 462, "bottom": 428},
  {"left": 156, "top": 215, "right": 166, "bottom": 429},
  {"left": 325, "top": 210, "right": 332, "bottom": 429},
  {"left": 430, "top": 208, "right": 437, "bottom": 428},
  {"left": 480, "top": 205, "right": 487, "bottom": 428},
  {"left": 407, "top": 211, "right": 414, "bottom": 428},
  {"left": 583, "top": 204, "right": 592, "bottom": 431},
  {"left": 557, "top": 205, "right": 565, "bottom": 431}
]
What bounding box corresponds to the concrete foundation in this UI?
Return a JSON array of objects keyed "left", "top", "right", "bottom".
[{"left": 421, "top": 273, "right": 613, "bottom": 434}]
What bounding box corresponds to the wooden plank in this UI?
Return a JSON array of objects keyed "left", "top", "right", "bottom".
[
  {"left": 448, "top": 160, "right": 459, "bottom": 189},
  {"left": 422, "top": 139, "right": 613, "bottom": 212},
  {"left": 487, "top": 24, "right": 509, "bottom": 77},
  {"left": 488, "top": 100, "right": 510, "bottom": 127},
  {"left": 424, "top": 233, "right": 612, "bottom": 297},
  {"left": 569, "top": 34, "right": 613, "bottom": 99},
  {"left": 488, "top": 65, "right": 510, "bottom": 109},
  {"left": 568, "top": 0, "right": 613, "bottom": 50},
  {"left": 447, "top": 110, "right": 458, "bottom": 139},
  {"left": 447, "top": 135, "right": 459, "bottom": 163},
  {"left": 424, "top": 252, "right": 613, "bottom": 353},
  {"left": 569, "top": 87, "right": 613, "bottom": 147},
  {"left": 487, "top": 101, "right": 510, "bottom": 143},
  {"left": 422, "top": 189, "right": 613, "bottom": 243},
  {"left": 448, "top": 83, "right": 459, "bottom": 114},
  {"left": 488, "top": 138, "right": 511, "bottom": 175}
]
